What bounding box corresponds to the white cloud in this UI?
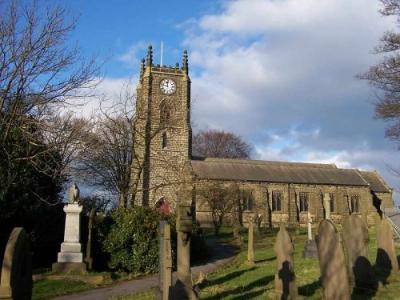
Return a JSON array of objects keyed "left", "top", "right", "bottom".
[
  {"left": 65, "top": 76, "right": 137, "bottom": 118},
  {"left": 200, "top": 0, "right": 340, "bottom": 34},
  {"left": 118, "top": 41, "right": 149, "bottom": 68},
  {"left": 182, "top": 0, "right": 400, "bottom": 201}
]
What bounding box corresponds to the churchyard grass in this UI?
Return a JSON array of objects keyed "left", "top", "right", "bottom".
[
  {"left": 32, "top": 271, "right": 130, "bottom": 300},
  {"left": 124, "top": 225, "right": 400, "bottom": 300},
  {"left": 32, "top": 279, "right": 94, "bottom": 300}
]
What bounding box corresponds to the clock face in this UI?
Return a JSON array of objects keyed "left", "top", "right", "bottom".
[{"left": 160, "top": 79, "right": 176, "bottom": 95}]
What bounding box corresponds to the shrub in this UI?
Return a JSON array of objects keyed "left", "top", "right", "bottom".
[{"left": 99, "top": 207, "right": 208, "bottom": 274}]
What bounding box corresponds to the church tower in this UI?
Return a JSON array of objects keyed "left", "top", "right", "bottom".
[{"left": 131, "top": 46, "right": 192, "bottom": 207}]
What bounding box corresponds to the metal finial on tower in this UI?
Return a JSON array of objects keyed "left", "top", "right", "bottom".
[
  {"left": 182, "top": 49, "right": 188, "bottom": 74},
  {"left": 146, "top": 45, "right": 153, "bottom": 66},
  {"left": 160, "top": 41, "right": 164, "bottom": 66},
  {"left": 140, "top": 58, "right": 145, "bottom": 77}
]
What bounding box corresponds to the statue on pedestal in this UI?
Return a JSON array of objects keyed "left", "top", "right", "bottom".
[{"left": 52, "top": 183, "right": 86, "bottom": 274}]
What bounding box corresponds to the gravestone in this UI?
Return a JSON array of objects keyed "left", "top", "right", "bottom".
[
  {"left": 52, "top": 184, "right": 86, "bottom": 274},
  {"left": 323, "top": 193, "right": 331, "bottom": 220},
  {"left": 159, "top": 221, "right": 172, "bottom": 300},
  {"left": 247, "top": 220, "right": 255, "bottom": 267},
  {"left": 272, "top": 225, "right": 297, "bottom": 299},
  {"left": 342, "top": 215, "right": 375, "bottom": 290},
  {"left": 303, "top": 211, "right": 317, "bottom": 259},
  {"left": 307, "top": 211, "right": 313, "bottom": 241},
  {"left": 232, "top": 210, "right": 243, "bottom": 247},
  {"left": 0, "top": 227, "right": 32, "bottom": 300},
  {"left": 376, "top": 218, "right": 399, "bottom": 272},
  {"left": 85, "top": 208, "right": 95, "bottom": 271},
  {"left": 169, "top": 202, "right": 198, "bottom": 300},
  {"left": 316, "top": 220, "right": 350, "bottom": 300}
]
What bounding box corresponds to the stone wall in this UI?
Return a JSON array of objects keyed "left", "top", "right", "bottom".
[{"left": 193, "top": 179, "right": 388, "bottom": 227}]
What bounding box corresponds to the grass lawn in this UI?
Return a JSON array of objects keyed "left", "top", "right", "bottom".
[
  {"left": 32, "top": 271, "right": 129, "bottom": 300},
  {"left": 33, "top": 279, "right": 94, "bottom": 300},
  {"left": 126, "top": 225, "right": 400, "bottom": 300}
]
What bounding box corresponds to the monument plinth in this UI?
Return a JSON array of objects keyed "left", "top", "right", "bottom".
[{"left": 52, "top": 184, "right": 86, "bottom": 274}]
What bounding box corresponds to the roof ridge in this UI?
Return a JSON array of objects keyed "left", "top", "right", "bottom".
[
  {"left": 355, "top": 169, "right": 370, "bottom": 186},
  {"left": 194, "top": 157, "right": 338, "bottom": 168},
  {"left": 373, "top": 170, "right": 392, "bottom": 192}
]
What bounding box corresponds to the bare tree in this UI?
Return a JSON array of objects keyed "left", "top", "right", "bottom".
[
  {"left": 74, "top": 84, "right": 135, "bottom": 208},
  {"left": 0, "top": 0, "right": 98, "bottom": 202},
  {"left": 192, "top": 129, "right": 252, "bottom": 159},
  {"left": 198, "top": 182, "right": 238, "bottom": 235},
  {"left": 360, "top": 0, "right": 400, "bottom": 142},
  {"left": 0, "top": 0, "right": 97, "bottom": 138},
  {"left": 42, "top": 113, "right": 90, "bottom": 178}
]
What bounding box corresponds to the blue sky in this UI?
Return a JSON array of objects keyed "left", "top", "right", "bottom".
[
  {"left": 60, "top": 0, "right": 400, "bottom": 202},
  {"left": 63, "top": 0, "right": 219, "bottom": 77}
]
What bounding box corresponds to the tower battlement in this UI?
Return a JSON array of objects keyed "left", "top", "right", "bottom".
[{"left": 139, "top": 45, "right": 189, "bottom": 79}]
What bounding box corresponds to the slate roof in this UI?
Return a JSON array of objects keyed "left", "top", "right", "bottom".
[
  {"left": 358, "top": 171, "right": 391, "bottom": 193},
  {"left": 191, "top": 157, "right": 374, "bottom": 187}
]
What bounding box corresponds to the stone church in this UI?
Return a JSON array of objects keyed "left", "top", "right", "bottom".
[{"left": 131, "top": 46, "right": 393, "bottom": 227}]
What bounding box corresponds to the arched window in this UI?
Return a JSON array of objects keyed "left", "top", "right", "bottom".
[
  {"left": 329, "top": 193, "right": 335, "bottom": 212},
  {"left": 162, "top": 132, "right": 168, "bottom": 149},
  {"left": 272, "top": 191, "right": 282, "bottom": 211},
  {"left": 299, "top": 192, "right": 309, "bottom": 212},
  {"left": 160, "top": 100, "right": 171, "bottom": 128},
  {"left": 242, "top": 190, "right": 254, "bottom": 211},
  {"left": 351, "top": 194, "right": 360, "bottom": 213}
]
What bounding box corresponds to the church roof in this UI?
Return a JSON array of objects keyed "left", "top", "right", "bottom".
[
  {"left": 191, "top": 157, "right": 376, "bottom": 188},
  {"left": 358, "top": 170, "right": 391, "bottom": 193}
]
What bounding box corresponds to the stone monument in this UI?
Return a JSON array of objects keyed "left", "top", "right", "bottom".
[
  {"left": 316, "top": 220, "right": 350, "bottom": 300},
  {"left": 272, "top": 224, "right": 297, "bottom": 299},
  {"left": 0, "top": 227, "right": 32, "bottom": 300},
  {"left": 169, "top": 201, "right": 198, "bottom": 300},
  {"left": 376, "top": 218, "right": 399, "bottom": 272},
  {"left": 232, "top": 209, "right": 243, "bottom": 247},
  {"left": 159, "top": 221, "right": 172, "bottom": 300},
  {"left": 323, "top": 193, "right": 331, "bottom": 220},
  {"left": 342, "top": 215, "right": 375, "bottom": 290},
  {"left": 52, "top": 183, "right": 86, "bottom": 274},
  {"left": 303, "top": 211, "right": 317, "bottom": 259},
  {"left": 247, "top": 220, "right": 255, "bottom": 267},
  {"left": 85, "top": 208, "right": 95, "bottom": 271}
]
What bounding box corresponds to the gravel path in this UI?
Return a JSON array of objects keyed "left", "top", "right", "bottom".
[{"left": 53, "top": 239, "right": 236, "bottom": 300}]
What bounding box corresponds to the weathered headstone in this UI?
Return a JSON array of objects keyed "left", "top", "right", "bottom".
[
  {"left": 169, "top": 202, "right": 198, "bottom": 300},
  {"left": 307, "top": 211, "right": 313, "bottom": 241},
  {"left": 342, "top": 215, "right": 375, "bottom": 290},
  {"left": 272, "top": 225, "right": 297, "bottom": 299},
  {"left": 159, "top": 221, "right": 172, "bottom": 300},
  {"left": 247, "top": 220, "right": 255, "bottom": 267},
  {"left": 52, "top": 184, "right": 86, "bottom": 274},
  {"left": 232, "top": 209, "right": 243, "bottom": 247},
  {"left": 323, "top": 193, "right": 331, "bottom": 220},
  {"left": 303, "top": 211, "right": 317, "bottom": 259},
  {"left": 316, "top": 220, "right": 350, "bottom": 300},
  {"left": 376, "top": 218, "right": 399, "bottom": 272},
  {"left": 0, "top": 227, "right": 32, "bottom": 300},
  {"left": 85, "top": 208, "right": 95, "bottom": 271}
]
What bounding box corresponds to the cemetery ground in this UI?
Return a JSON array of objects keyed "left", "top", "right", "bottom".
[{"left": 114, "top": 226, "right": 400, "bottom": 300}]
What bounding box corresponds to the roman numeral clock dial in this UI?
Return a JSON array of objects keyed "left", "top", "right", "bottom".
[{"left": 160, "top": 78, "right": 176, "bottom": 95}]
